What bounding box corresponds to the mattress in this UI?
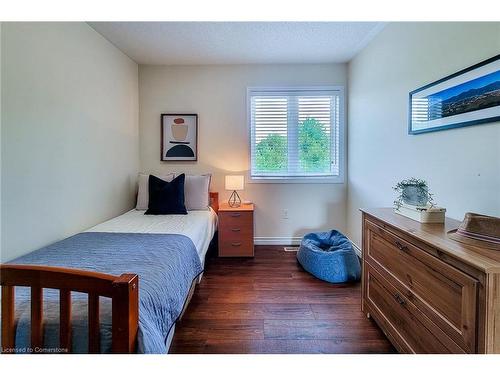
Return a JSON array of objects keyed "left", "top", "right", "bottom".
[{"left": 86, "top": 208, "right": 218, "bottom": 267}]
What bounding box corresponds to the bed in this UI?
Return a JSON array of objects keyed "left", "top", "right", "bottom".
[
  {"left": 0, "top": 192, "right": 218, "bottom": 354},
  {"left": 87, "top": 205, "right": 217, "bottom": 270}
]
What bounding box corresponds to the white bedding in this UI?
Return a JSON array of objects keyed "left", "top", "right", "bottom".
[{"left": 86, "top": 208, "right": 218, "bottom": 267}]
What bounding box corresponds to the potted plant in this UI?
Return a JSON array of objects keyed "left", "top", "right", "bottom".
[{"left": 393, "top": 178, "right": 434, "bottom": 209}]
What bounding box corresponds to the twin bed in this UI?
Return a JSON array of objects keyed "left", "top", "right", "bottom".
[{"left": 0, "top": 192, "right": 219, "bottom": 354}]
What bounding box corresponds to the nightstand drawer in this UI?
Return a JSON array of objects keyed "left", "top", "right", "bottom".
[
  {"left": 219, "top": 225, "right": 253, "bottom": 242},
  {"left": 219, "top": 239, "right": 254, "bottom": 257},
  {"left": 218, "top": 211, "right": 253, "bottom": 228}
]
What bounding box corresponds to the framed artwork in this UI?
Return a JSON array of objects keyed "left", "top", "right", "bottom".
[
  {"left": 409, "top": 54, "right": 500, "bottom": 134},
  {"left": 161, "top": 114, "right": 198, "bottom": 161}
]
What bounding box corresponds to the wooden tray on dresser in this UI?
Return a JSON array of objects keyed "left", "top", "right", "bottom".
[{"left": 361, "top": 208, "right": 500, "bottom": 354}]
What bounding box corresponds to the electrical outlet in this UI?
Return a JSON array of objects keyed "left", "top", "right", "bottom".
[{"left": 282, "top": 209, "right": 289, "bottom": 219}]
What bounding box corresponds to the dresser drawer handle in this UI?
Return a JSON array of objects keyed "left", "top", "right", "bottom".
[
  {"left": 395, "top": 241, "right": 408, "bottom": 252},
  {"left": 231, "top": 242, "right": 242, "bottom": 247},
  {"left": 394, "top": 293, "right": 406, "bottom": 306},
  {"left": 230, "top": 213, "right": 241, "bottom": 217},
  {"left": 231, "top": 228, "right": 241, "bottom": 232}
]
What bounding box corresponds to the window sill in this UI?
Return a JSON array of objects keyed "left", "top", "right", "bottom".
[{"left": 248, "top": 175, "right": 345, "bottom": 184}]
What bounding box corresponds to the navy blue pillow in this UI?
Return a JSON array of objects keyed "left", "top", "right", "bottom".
[{"left": 145, "top": 174, "right": 188, "bottom": 215}]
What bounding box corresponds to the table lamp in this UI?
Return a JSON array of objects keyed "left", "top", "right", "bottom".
[{"left": 225, "top": 175, "right": 244, "bottom": 207}]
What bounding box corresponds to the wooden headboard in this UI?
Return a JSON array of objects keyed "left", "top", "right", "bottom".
[{"left": 209, "top": 192, "right": 219, "bottom": 213}]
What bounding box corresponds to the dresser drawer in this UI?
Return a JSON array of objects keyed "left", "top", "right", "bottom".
[
  {"left": 365, "top": 219, "right": 478, "bottom": 352},
  {"left": 365, "top": 263, "right": 466, "bottom": 353},
  {"left": 219, "top": 239, "right": 254, "bottom": 257}
]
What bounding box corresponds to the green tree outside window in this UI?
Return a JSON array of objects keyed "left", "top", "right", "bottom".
[
  {"left": 298, "top": 118, "right": 330, "bottom": 172},
  {"left": 255, "top": 133, "right": 287, "bottom": 172},
  {"left": 255, "top": 118, "right": 330, "bottom": 173}
]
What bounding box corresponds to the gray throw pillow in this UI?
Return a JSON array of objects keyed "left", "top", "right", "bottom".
[{"left": 183, "top": 174, "right": 211, "bottom": 210}]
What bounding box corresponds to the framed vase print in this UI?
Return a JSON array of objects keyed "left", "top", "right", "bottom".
[
  {"left": 161, "top": 114, "right": 198, "bottom": 161},
  {"left": 409, "top": 54, "right": 500, "bottom": 134}
]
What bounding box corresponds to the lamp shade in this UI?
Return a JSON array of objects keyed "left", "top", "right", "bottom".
[{"left": 225, "top": 175, "right": 244, "bottom": 191}]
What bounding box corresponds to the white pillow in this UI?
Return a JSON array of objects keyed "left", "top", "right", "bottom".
[
  {"left": 183, "top": 174, "right": 211, "bottom": 211},
  {"left": 136, "top": 173, "right": 174, "bottom": 210}
]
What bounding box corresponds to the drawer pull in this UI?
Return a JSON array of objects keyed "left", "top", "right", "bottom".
[
  {"left": 231, "top": 242, "right": 242, "bottom": 247},
  {"left": 395, "top": 241, "right": 408, "bottom": 252},
  {"left": 231, "top": 228, "right": 241, "bottom": 232},
  {"left": 394, "top": 293, "right": 406, "bottom": 306},
  {"left": 230, "top": 213, "right": 241, "bottom": 217}
]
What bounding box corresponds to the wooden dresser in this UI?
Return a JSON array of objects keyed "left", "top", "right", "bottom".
[
  {"left": 361, "top": 208, "right": 500, "bottom": 353},
  {"left": 218, "top": 203, "right": 254, "bottom": 257}
]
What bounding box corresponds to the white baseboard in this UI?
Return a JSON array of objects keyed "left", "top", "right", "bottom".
[
  {"left": 345, "top": 235, "right": 362, "bottom": 257},
  {"left": 254, "top": 237, "right": 302, "bottom": 246},
  {"left": 351, "top": 242, "right": 362, "bottom": 258},
  {"left": 255, "top": 235, "right": 362, "bottom": 257}
]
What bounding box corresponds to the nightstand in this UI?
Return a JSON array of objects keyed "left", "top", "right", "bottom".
[{"left": 218, "top": 203, "right": 254, "bottom": 257}]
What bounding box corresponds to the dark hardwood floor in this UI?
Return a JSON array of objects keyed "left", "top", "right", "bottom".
[{"left": 170, "top": 245, "right": 395, "bottom": 354}]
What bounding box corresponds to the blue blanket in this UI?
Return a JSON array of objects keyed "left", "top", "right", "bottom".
[{"left": 3, "top": 232, "right": 202, "bottom": 354}]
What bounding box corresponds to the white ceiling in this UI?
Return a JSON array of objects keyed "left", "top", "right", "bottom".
[{"left": 88, "top": 22, "right": 385, "bottom": 65}]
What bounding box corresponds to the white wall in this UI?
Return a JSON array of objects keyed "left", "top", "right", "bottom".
[
  {"left": 1, "top": 23, "right": 139, "bottom": 261},
  {"left": 139, "top": 64, "right": 347, "bottom": 243},
  {"left": 347, "top": 22, "right": 500, "bottom": 247}
]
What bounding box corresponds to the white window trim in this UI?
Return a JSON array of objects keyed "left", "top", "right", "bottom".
[{"left": 247, "top": 86, "right": 346, "bottom": 184}]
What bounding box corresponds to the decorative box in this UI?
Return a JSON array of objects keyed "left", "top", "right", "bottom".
[{"left": 394, "top": 203, "right": 446, "bottom": 223}]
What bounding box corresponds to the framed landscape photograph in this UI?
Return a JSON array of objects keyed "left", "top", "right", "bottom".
[
  {"left": 161, "top": 114, "right": 198, "bottom": 161},
  {"left": 409, "top": 54, "right": 500, "bottom": 134}
]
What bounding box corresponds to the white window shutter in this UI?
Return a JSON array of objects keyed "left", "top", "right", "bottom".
[{"left": 249, "top": 87, "right": 343, "bottom": 180}]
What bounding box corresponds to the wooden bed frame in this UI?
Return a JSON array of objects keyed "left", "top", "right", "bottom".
[{"left": 0, "top": 192, "right": 219, "bottom": 354}]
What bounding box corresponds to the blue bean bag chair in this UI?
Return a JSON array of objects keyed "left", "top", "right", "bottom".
[{"left": 297, "top": 230, "right": 361, "bottom": 283}]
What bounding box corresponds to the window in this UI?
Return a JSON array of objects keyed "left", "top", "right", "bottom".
[{"left": 248, "top": 87, "right": 344, "bottom": 183}]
